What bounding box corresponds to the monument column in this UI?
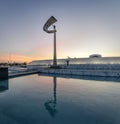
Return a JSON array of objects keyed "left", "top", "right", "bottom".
[
  {"left": 43, "top": 16, "right": 58, "bottom": 68},
  {"left": 53, "top": 25, "right": 57, "bottom": 67}
]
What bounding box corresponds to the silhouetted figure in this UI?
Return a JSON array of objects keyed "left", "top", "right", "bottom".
[
  {"left": 66, "top": 60, "right": 70, "bottom": 66},
  {"left": 66, "top": 57, "right": 70, "bottom": 66}
]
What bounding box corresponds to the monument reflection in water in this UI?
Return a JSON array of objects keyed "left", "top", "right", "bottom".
[
  {"left": 44, "top": 76, "right": 57, "bottom": 117},
  {"left": 0, "top": 74, "right": 120, "bottom": 124}
]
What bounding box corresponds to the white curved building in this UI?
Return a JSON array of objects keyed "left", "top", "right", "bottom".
[{"left": 28, "top": 56, "right": 120, "bottom": 68}]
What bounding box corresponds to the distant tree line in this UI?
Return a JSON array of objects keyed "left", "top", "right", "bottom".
[{"left": 0, "top": 62, "right": 27, "bottom": 67}]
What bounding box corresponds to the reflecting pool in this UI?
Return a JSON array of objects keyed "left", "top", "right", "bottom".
[{"left": 0, "top": 74, "right": 120, "bottom": 124}]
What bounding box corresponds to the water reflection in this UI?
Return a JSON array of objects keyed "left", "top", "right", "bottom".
[
  {"left": 39, "top": 73, "right": 120, "bottom": 82},
  {"left": 0, "top": 79, "right": 9, "bottom": 92},
  {"left": 44, "top": 76, "right": 57, "bottom": 117}
]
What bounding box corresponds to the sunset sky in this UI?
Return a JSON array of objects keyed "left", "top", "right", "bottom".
[{"left": 0, "top": 0, "right": 120, "bottom": 62}]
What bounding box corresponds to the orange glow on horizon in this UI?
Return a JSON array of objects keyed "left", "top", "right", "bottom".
[
  {"left": 0, "top": 51, "right": 120, "bottom": 63},
  {"left": 0, "top": 54, "right": 42, "bottom": 63}
]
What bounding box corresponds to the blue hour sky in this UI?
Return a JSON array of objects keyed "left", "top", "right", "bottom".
[{"left": 0, "top": 0, "right": 120, "bottom": 62}]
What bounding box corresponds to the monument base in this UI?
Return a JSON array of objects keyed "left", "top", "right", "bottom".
[{"left": 50, "top": 65, "right": 61, "bottom": 69}]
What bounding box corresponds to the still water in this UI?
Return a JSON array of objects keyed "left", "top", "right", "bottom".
[{"left": 0, "top": 74, "right": 120, "bottom": 124}]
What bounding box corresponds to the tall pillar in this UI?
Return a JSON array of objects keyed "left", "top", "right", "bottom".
[
  {"left": 53, "top": 25, "right": 57, "bottom": 67},
  {"left": 43, "top": 16, "right": 58, "bottom": 68}
]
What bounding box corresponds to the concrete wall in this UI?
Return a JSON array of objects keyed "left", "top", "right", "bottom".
[
  {"left": 39, "top": 68, "right": 120, "bottom": 77},
  {"left": 61, "top": 64, "right": 120, "bottom": 70},
  {"left": 0, "top": 67, "right": 8, "bottom": 79}
]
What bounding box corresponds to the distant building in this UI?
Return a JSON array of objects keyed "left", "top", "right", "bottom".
[
  {"left": 27, "top": 56, "right": 120, "bottom": 69},
  {"left": 89, "top": 54, "right": 102, "bottom": 58}
]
